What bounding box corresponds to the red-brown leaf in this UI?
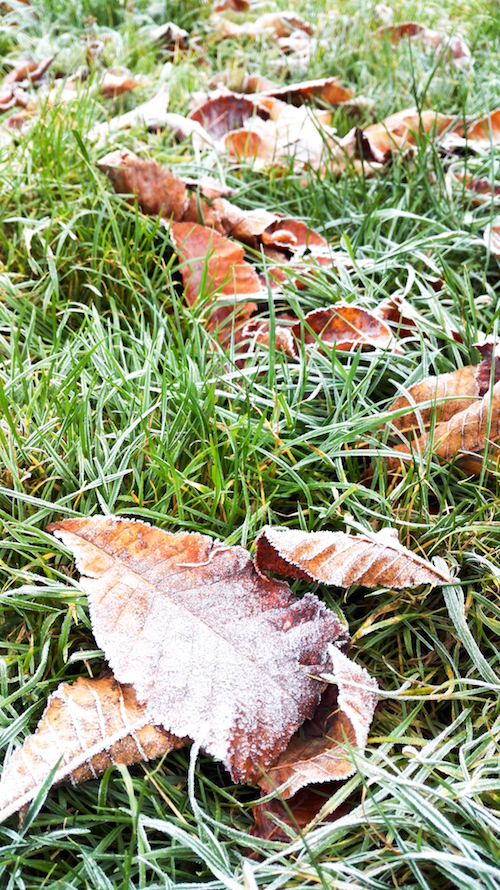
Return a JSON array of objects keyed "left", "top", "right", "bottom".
[
  {"left": 188, "top": 94, "right": 270, "bottom": 139},
  {"left": 292, "top": 305, "right": 396, "bottom": 352}
]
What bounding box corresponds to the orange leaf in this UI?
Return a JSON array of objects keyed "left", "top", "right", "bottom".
[{"left": 293, "top": 305, "right": 397, "bottom": 352}]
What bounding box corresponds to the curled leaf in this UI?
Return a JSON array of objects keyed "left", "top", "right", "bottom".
[
  {"left": 188, "top": 93, "right": 270, "bottom": 139},
  {"left": 0, "top": 675, "right": 183, "bottom": 824},
  {"left": 258, "top": 647, "right": 378, "bottom": 798},
  {"left": 255, "top": 524, "right": 450, "bottom": 588},
  {"left": 293, "top": 305, "right": 397, "bottom": 352},
  {"left": 388, "top": 379, "right": 500, "bottom": 473},
  {"left": 386, "top": 355, "right": 500, "bottom": 433}
]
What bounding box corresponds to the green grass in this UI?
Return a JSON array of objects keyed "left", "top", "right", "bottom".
[{"left": 1, "top": 0, "right": 500, "bottom": 886}]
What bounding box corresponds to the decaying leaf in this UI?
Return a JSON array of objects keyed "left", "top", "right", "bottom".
[
  {"left": 99, "top": 67, "right": 146, "bottom": 99},
  {"left": 0, "top": 675, "right": 184, "bottom": 824},
  {"left": 294, "top": 305, "right": 397, "bottom": 352},
  {"left": 255, "top": 524, "right": 450, "bottom": 587},
  {"left": 170, "top": 220, "right": 262, "bottom": 302},
  {"left": 214, "top": 0, "right": 250, "bottom": 10},
  {"left": 385, "top": 376, "right": 500, "bottom": 475},
  {"left": 213, "top": 11, "right": 313, "bottom": 42},
  {"left": 259, "top": 76, "right": 354, "bottom": 107},
  {"left": 48, "top": 517, "right": 348, "bottom": 783},
  {"left": 188, "top": 93, "right": 271, "bottom": 139},
  {"left": 4, "top": 55, "right": 53, "bottom": 86},
  {"left": 97, "top": 149, "right": 189, "bottom": 219},
  {"left": 244, "top": 303, "right": 398, "bottom": 360},
  {"left": 257, "top": 647, "right": 378, "bottom": 798}
]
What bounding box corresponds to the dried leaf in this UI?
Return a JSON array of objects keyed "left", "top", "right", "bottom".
[
  {"left": 214, "top": 0, "right": 250, "bottom": 11},
  {"left": 213, "top": 11, "right": 313, "bottom": 42},
  {"left": 99, "top": 67, "right": 146, "bottom": 99},
  {"left": 188, "top": 93, "right": 270, "bottom": 139},
  {"left": 440, "top": 110, "right": 500, "bottom": 152},
  {"left": 255, "top": 524, "right": 450, "bottom": 588},
  {"left": 0, "top": 675, "right": 184, "bottom": 824},
  {"left": 97, "top": 149, "right": 189, "bottom": 219},
  {"left": 243, "top": 319, "right": 299, "bottom": 360},
  {"left": 257, "top": 647, "right": 378, "bottom": 798},
  {"left": 388, "top": 378, "right": 500, "bottom": 473},
  {"left": 379, "top": 22, "right": 471, "bottom": 66},
  {"left": 387, "top": 355, "right": 500, "bottom": 433},
  {"left": 360, "top": 107, "right": 459, "bottom": 161},
  {"left": 48, "top": 517, "right": 348, "bottom": 782},
  {"left": 169, "top": 220, "right": 263, "bottom": 304},
  {"left": 259, "top": 77, "right": 353, "bottom": 106},
  {"left": 293, "top": 305, "right": 397, "bottom": 352},
  {"left": 251, "top": 782, "right": 347, "bottom": 840},
  {"left": 4, "top": 56, "right": 53, "bottom": 86}
]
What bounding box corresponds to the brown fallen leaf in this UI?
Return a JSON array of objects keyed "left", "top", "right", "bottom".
[
  {"left": 387, "top": 352, "right": 500, "bottom": 434},
  {"left": 257, "top": 647, "right": 378, "bottom": 798},
  {"left": 48, "top": 517, "right": 348, "bottom": 782},
  {"left": 378, "top": 22, "right": 471, "bottom": 66},
  {"left": 0, "top": 87, "right": 28, "bottom": 112},
  {"left": 170, "top": 220, "right": 262, "bottom": 302},
  {"left": 188, "top": 93, "right": 270, "bottom": 139},
  {"left": 259, "top": 77, "right": 354, "bottom": 107},
  {"left": 97, "top": 149, "right": 189, "bottom": 219},
  {"left": 359, "top": 107, "right": 459, "bottom": 161},
  {"left": 99, "top": 67, "right": 146, "bottom": 99},
  {"left": 440, "top": 110, "right": 500, "bottom": 152},
  {"left": 251, "top": 783, "right": 346, "bottom": 841},
  {"left": 4, "top": 56, "right": 53, "bottom": 86},
  {"left": 213, "top": 11, "right": 313, "bottom": 42},
  {"left": 386, "top": 378, "right": 500, "bottom": 474},
  {"left": 255, "top": 524, "right": 449, "bottom": 587},
  {"left": 214, "top": 0, "right": 250, "bottom": 11},
  {"left": 293, "top": 305, "right": 397, "bottom": 352},
  {"left": 244, "top": 303, "right": 399, "bottom": 360},
  {"left": 0, "top": 675, "right": 184, "bottom": 824}
]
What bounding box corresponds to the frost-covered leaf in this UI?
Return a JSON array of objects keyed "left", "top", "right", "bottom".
[
  {"left": 48, "top": 517, "right": 348, "bottom": 783},
  {"left": 0, "top": 675, "right": 183, "bottom": 824},
  {"left": 255, "top": 525, "right": 450, "bottom": 588},
  {"left": 386, "top": 352, "right": 500, "bottom": 433},
  {"left": 257, "top": 647, "right": 378, "bottom": 798}
]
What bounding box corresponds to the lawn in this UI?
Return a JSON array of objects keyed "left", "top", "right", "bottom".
[{"left": 1, "top": 0, "right": 500, "bottom": 887}]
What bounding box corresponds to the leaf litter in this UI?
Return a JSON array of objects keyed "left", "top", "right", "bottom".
[{"left": 0, "top": 517, "right": 449, "bottom": 827}]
